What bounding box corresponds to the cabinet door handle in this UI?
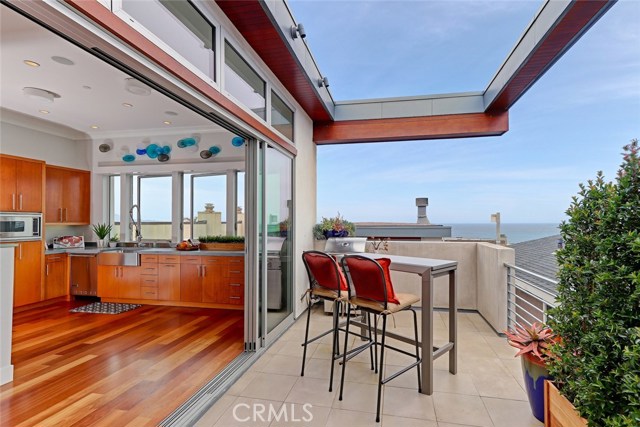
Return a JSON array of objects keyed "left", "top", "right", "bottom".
[
  {"left": 230, "top": 270, "right": 241, "bottom": 274},
  {"left": 230, "top": 283, "right": 241, "bottom": 287},
  {"left": 202, "top": 266, "right": 206, "bottom": 276},
  {"left": 230, "top": 296, "right": 241, "bottom": 300},
  {"left": 114, "top": 268, "right": 118, "bottom": 278},
  {"left": 18, "top": 243, "right": 22, "bottom": 260},
  {"left": 64, "top": 208, "right": 67, "bottom": 222},
  {"left": 46, "top": 264, "right": 49, "bottom": 276},
  {"left": 12, "top": 194, "right": 16, "bottom": 210},
  {"left": 19, "top": 193, "right": 23, "bottom": 210}
]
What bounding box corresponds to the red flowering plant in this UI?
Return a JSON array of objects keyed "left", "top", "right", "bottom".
[{"left": 505, "top": 322, "right": 557, "bottom": 363}]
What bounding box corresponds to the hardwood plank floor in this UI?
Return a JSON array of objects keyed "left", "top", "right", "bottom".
[{"left": 0, "top": 301, "right": 244, "bottom": 426}]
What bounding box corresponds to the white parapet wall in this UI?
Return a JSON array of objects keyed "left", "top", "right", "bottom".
[
  {"left": 373, "top": 240, "right": 514, "bottom": 333},
  {"left": 0, "top": 245, "right": 16, "bottom": 385}
]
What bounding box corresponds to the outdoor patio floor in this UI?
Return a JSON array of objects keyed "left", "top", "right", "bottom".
[{"left": 196, "top": 305, "right": 542, "bottom": 427}]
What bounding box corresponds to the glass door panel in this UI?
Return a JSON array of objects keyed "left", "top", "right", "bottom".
[{"left": 264, "top": 145, "right": 293, "bottom": 334}]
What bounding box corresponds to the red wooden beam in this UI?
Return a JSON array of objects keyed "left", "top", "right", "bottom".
[
  {"left": 486, "top": 0, "right": 614, "bottom": 112},
  {"left": 313, "top": 111, "right": 509, "bottom": 145}
]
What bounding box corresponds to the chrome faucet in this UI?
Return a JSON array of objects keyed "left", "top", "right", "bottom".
[{"left": 129, "top": 204, "right": 142, "bottom": 243}]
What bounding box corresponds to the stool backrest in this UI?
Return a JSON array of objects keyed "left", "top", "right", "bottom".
[
  {"left": 341, "top": 255, "right": 388, "bottom": 309},
  {"left": 302, "top": 250, "right": 344, "bottom": 293}
]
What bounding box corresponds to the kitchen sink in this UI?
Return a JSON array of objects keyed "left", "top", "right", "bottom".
[
  {"left": 98, "top": 248, "right": 141, "bottom": 266},
  {"left": 117, "top": 241, "right": 172, "bottom": 248}
]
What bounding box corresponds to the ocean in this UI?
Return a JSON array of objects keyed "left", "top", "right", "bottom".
[{"left": 448, "top": 223, "right": 560, "bottom": 244}]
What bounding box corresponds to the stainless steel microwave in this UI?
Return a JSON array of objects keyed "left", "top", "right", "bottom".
[{"left": 0, "top": 213, "right": 42, "bottom": 241}]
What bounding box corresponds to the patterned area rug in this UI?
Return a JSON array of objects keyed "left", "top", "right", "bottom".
[{"left": 70, "top": 302, "right": 142, "bottom": 314}]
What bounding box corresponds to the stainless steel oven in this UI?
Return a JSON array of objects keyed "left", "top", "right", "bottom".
[{"left": 0, "top": 213, "right": 42, "bottom": 241}]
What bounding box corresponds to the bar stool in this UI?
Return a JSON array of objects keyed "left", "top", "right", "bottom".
[
  {"left": 339, "top": 255, "right": 422, "bottom": 422},
  {"left": 300, "top": 251, "right": 374, "bottom": 392}
]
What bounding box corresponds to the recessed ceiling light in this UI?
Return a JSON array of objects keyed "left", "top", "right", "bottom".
[
  {"left": 39, "top": 110, "right": 50, "bottom": 114},
  {"left": 165, "top": 111, "right": 178, "bottom": 116},
  {"left": 163, "top": 120, "right": 172, "bottom": 125},
  {"left": 22, "top": 87, "right": 61, "bottom": 103},
  {"left": 122, "top": 103, "right": 133, "bottom": 108},
  {"left": 125, "top": 78, "right": 151, "bottom": 96},
  {"left": 90, "top": 125, "right": 100, "bottom": 129},
  {"left": 23, "top": 60, "right": 40, "bottom": 67},
  {"left": 51, "top": 56, "right": 74, "bottom": 66},
  {"left": 82, "top": 85, "right": 92, "bottom": 90}
]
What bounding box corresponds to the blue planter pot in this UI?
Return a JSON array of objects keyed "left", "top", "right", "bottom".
[
  {"left": 324, "top": 230, "right": 348, "bottom": 238},
  {"left": 522, "top": 353, "right": 551, "bottom": 422}
]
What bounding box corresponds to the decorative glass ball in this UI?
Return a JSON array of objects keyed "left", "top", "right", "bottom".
[{"left": 231, "top": 136, "right": 245, "bottom": 147}]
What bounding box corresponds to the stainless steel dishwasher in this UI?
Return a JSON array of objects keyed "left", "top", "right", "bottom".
[{"left": 69, "top": 254, "right": 98, "bottom": 296}]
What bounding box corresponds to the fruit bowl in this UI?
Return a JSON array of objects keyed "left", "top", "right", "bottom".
[{"left": 176, "top": 246, "right": 199, "bottom": 251}]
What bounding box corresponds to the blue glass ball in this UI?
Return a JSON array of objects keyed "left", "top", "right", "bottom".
[
  {"left": 146, "top": 144, "right": 159, "bottom": 159},
  {"left": 178, "top": 137, "right": 197, "bottom": 147},
  {"left": 162, "top": 145, "right": 172, "bottom": 154},
  {"left": 136, "top": 148, "right": 147, "bottom": 156},
  {"left": 122, "top": 154, "right": 135, "bottom": 162},
  {"left": 231, "top": 136, "right": 245, "bottom": 147},
  {"left": 177, "top": 139, "right": 186, "bottom": 148},
  {"left": 209, "top": 145, "right": 221, "bottom": 155}
]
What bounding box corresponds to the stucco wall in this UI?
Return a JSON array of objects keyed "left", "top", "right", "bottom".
[{"left": 477, "top": 242, "right": 514, "bottom": 332}]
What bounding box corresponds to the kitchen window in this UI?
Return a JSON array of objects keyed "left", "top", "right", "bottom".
[
  {"left": 108, "top": 175, "right": 121, "bottom": 233},
  {"left": 120, "top": 0, "right": 216, "bottom": 82},
  {"left": 224, "top": 41, "right": 266, "bottom": 119},
  {"left": 271, "top": 91, "right": 294, "bottom": 141},
  {"left": 133, "top": 175, "right": 172, "bottom": 241}
]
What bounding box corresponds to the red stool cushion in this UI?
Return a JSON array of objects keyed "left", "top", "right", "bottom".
[
  {"left": 304, "top": 253, "right": 348, "bottom": 291},
  {"left": 345, "top": 257, "right": 399, "bottom": 304}
]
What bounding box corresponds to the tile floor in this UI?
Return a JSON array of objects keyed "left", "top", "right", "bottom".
[{"left": 195, "top": 306, "right": 542, "bottom": 427}]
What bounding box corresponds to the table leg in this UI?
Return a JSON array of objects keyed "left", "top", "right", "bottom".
[
  {"left": 420, "top": 269, "right": 434, "bottom": 395},
  {"left": 449, "top": 269, "right": 457, "bottom": 374}
]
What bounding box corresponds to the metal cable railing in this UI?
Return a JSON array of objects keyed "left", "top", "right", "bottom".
[{"left": 504, "top": 263, "right": 557, "bottom": 330}]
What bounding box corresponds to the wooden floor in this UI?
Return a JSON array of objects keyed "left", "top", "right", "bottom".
[{"left": 0, "top": 301, "right": 244, "bottom": 426}]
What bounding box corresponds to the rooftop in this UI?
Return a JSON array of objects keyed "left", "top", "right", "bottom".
[{"left": 510, "top": 235, "right": 561, "bottom": 294}]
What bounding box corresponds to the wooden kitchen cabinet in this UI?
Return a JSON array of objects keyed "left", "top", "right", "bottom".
[
  {"left": 180, "top": 263, "right": 202, "bottom": 302},
  {"left": 13, "top": 241, "right": 43, "bottom": 307},
  {"left": 45, "top": 165, "right": 90, "bottom": 224},
  {"left": 97, "top": 266, "right": 139, "bottom": 299},
  {"left": 158, "top": 263, "right": 180, "bottom": 301},
  {"left": 0, "top": 155, "right": 44, "bottom": 212},
  {"left": 202, "top": 258, "right": 224, "bottom": 303},
  {"left": 45, "top": 253, "right": 68, "bottom": 299}
]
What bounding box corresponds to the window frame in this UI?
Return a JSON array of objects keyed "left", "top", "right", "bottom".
[
  {"left": 270, "top": 89, "right": 295, "bottom": 143},
  {"left": 113, "top": 0, "right": 221, "bottom": 87},
  {"left": 135, "top": 173, "right": 174, "bottom": 241}
]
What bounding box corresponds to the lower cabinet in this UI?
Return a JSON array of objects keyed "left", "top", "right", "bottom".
[
  {"left": 14, "top": 241, "right": 43, "bottom": 307},
  {"left": 45, "top": 254, "right": 68, "bottom": 299},
  {"left": 97, "top": 254, "right": 243, "bottom": 308},
  {"left": 97, "top": 266, "right": 140, "bottom": 299}
]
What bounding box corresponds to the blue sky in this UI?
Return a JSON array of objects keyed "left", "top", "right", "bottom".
[{"left": 289, "top": 0, "right": 640, "bottom": 224}]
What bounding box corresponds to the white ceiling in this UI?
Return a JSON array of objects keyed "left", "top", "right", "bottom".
[{"left": 0, "top": 6, "right": 222, "bottom": 140}]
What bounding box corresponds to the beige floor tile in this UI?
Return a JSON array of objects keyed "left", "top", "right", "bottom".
[
  {"left": 432, "top": 392, "right": 493, "bottom": 427},
  {"left": 266, "top": 339, "right": 288, "bottom": 355},
  {"left": 238, "top": 372, "right": 298, "bottom": 401},
  {"left": 382, "top": 415, "right": 437, "bottom": 427},
  {"left": 249, "top": 353, "right": 274, "bottom": 373},
  {"left": 284, "top": 376, "right": 337, "bottom": 407},
  {"left": 227, "top": 371, "right": 257, "bottom": 396},
  {"left": 470, "top": 372, "right": 527, "bottom": 401},
  {"left": 269, "top": 403, "right": 331, "bottom": 427},
  {"left": 382, "top": 386, "right": 436, "bottom": 420},
  {"left": 484, "top": 336, "right": 519, "bottom": 359},
  {"left": 332, "top": 381, "right": 379, "bottom": 413},
  {"left": 456, "top": 340, "right": 499, "bottom": 359},
  {"left": 430, "top": 370, "right": 478, "bottom": 395},
  {"left": 278, "top": 340, "right": 316, "bottom": 358},
  {"left": 438, "top": 423, "right": 482, "bottom": 427},
  {"left": 194, "top": 394, "right": 236, "bottom": 427},
  {"left": 302, "top": 357, "right": 343, "bottom": 380},
  {"left": 344, "top": 360, "right": 381, "bottom": 385},
  {"left": 499, "top": 358, "right": 526, "bottom": 389},
  {"left": 214, "top": 396, "right": 283, "bottom": 427},
  {"left": 325, "top": 408, "right": 381, "bottom": 427},
  {"left": 482, "top": 397, "right": 542, "bottom": 427},
  {"left": 262, "top": 354, "right": 304, "bottom": 376}
]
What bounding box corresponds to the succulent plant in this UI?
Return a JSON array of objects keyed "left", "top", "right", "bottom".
[{"left": 505, "top": 322, "right": 556, "bottom": 361}]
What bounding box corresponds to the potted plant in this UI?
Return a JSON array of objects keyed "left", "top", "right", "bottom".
[
  {"left": 314, "top": 212, "right": 355, "bottom": 239},
  {"left": 108, "top": 234, "right": 119, "bottom": 248},
  {"left": 91, "top": 223, "right": 113, "bottom": 248},
  {"left": 545, "top": 140, "right": 640, "bottom": 426},
  {"left": 505, "top": 322, "right": 556, "bottom": 422},
  {"left": 198, "top": 235, "right": 245, "bottom": 251}
]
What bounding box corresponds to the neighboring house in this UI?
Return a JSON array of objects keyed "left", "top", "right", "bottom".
[{"left": 509, "top": 235, "right": 561, "bottom": 326}]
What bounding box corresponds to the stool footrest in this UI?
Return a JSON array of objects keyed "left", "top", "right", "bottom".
[{"left": 381, "top": 360, "right": 422, "bottom": 385}]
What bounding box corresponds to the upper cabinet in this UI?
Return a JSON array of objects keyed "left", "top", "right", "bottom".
[
  {"left": 0, "top": 155, "right": 44, "bottom": 212},
  {"left": 45, "top": 165, "right": 90, "bottom": 224}
]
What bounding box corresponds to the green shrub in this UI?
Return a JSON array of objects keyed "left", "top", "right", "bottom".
[
  {"left": 548, "top": 140, "right": 640, "bottom": 426},
  {"left": 198, "top": 235, "right": 245, "bottom": 243}
]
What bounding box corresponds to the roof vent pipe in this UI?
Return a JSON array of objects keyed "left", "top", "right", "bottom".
[{"left": 416, "top": 197, "right": 429, "bottom": 224}]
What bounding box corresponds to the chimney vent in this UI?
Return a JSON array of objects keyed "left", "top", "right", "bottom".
[{"left": 416, "top": 197, "right": 430, "bottom": 224}]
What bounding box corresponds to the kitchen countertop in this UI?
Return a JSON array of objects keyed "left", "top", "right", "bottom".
[{"left": 45, "top": 247, "right": 244, "bottom": 256}]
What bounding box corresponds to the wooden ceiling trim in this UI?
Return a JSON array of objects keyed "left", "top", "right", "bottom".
[
  {"left": 65, "top": 0, "right": 296, "bottom": 156},
  {"left": 486, "top": 0, "right": 613, "bottom": 112},
  {"left": 313, "top": 112, "right": 509, "bottom": 145},
  {"left": 214, "top": 0, "right": 332, "bottom": 122}
]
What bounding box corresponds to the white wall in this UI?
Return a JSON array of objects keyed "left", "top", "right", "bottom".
[{"left": 0, "top": 120, "right": 90, "bottom": 170}]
